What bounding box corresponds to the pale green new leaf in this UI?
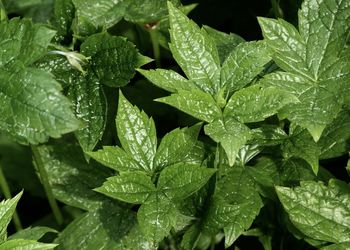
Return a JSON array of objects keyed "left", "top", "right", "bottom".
[
  {"left": 259, "top": 0, "right": 350, "bottom": 141},
  {"left": 156, "top": 90, "right": 221, "bottom": 123},
  {"left": 68, "top": 72, "right": 106, "bottom": 152},
  {"left": 276, "top": 179, "right": 350, "bottom": 243},
  {"left": 137, "top": 69, "right": 199, "bottom": 93},
  {"left": 0, "top": 239, "right": 57, "bottom": 250},
  {"left": 224, "top": 85, "right": 298, "bottom": 123},
  {"left": 88, "top": 146, "right": 142, "bottom": 172},
  {"left": 8, "top": 226, "right": 57, "bottom": 241},
  {"left": 157, "top": 163, "right": 216, "bottom": 200},
  {"left": 0, "top": 18, "right": 56, "bottom": 67},
  {"left": 204, "top": 117, "right": 252, "bottom": 166},
  {"left": 95, "top": 172, "right": 156, "bottom": 204},
  {"left": 154, "top": 124, "right": 200, "bottom": 170},
  {"left": 0, "top": 191, "right": 22, "bottom": 243},
  {"left": 168, "top": 2, "right": 220, "bottom": 94},
  {"left": 117, "top": 92, "right": 157, "bottom": 172},
  {"left": 138, "top": 193, "right": 178, "bottom": 244},
  {"left": 81, "top": 33, "right": 140, "bottom": 87},
  {"left": 282, "top": 128, "right": 320, "bottom": 174},
  {"left": 220, "top": 41, "right": 271, "bottom": 92}
]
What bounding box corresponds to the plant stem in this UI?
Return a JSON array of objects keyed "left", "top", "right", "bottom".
[
  {"left": 149, "top": 29, "right": 161, "bottom": 67},
  {"left": 31, "top": 145, "right": 63, "bottom": 225},
  {"left": 0, "top": 0, "right": 8, "bottom": 22},
  {"left": 270, "top": 0, "right": 283, "bottom": 18},
  {"left": 0, "top": 163, "right": 23, "bottom": 231}
]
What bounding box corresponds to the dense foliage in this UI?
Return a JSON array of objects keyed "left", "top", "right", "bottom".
[{"left": 0, "top": 0, "right": 349, "bottom": 249}]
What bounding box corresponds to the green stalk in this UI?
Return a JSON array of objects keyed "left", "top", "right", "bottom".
[
  {"left": 31, "top": 145, "right": 63, "bottom": 225},
  {"left": 270, "top": 0, "right": 283, "bottom": 18},
  {"left": 149, "top": 29, "right": 161, "bottom": 67},
  {"left": 0, "top": 163, "right": 23, "bottom": 231},
  {"left": 0, "top": 0, "right": 8, "bottom": 22}
]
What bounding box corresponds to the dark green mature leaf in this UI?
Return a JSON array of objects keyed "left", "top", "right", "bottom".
[
  {"left": 137, "top": 69, "right": 199, "bottom": 93},
  {"left": 259, "top": 0, "right": 350, "bottom": 141},
  {"left": 203, "top": 25, "right": 244, "bottom": 63},
  {"left": 318, "top": 109, "right": 350, "bottom": 159},
  {"left": 168, "top": 2, "right": 220, "bottom": 94},
  {"left": 95, "top": 172, "right": 156, "bottom": 204},
  {"left": 8, "top": 227, "right": 57, "bottom": 241},
  {"left": 88, "top": 146, "right": 142, "bottom": 172},
  {"left": 117, "top": 92, "right": 157, "bottom": 172},
  {"left": 282, "top": 128, "right": 320, "bottom": 174},
  {"left": 81, "top": 33, "right": 140, "bottom": 87},
  {"left": 157, "top": 163, "right": 216, "bottom": 200},
  {"left": 68, "top": 72, "right": 106, "bottom": 152},
  {"left": 224, "top": 85, "right": 298, "bottom": 123},
  {"left": 154, "top": 124, "right": 200, "bottom": 170},
  {"left": 204, "top": 117, "right": 252, "bottom": 166},
  {"left": 220, "top": 41, "right": 270, "bottom": 92},
  {"left": 120, "top": 225, "right": 155, "bottom": 250},
  {"left": 0, "top": 191, "right": 22, "bottom": 243},
  {"left": 138, "top": 193, "right": 178, "bottom": 244},
  {"left": 57, "top": 203, "right": 135, "bottom": 250},
  {"left": 0, "top": 18, "right": 55, "bottom": 67},
  {"left": 156, "top": 90, "right": 221, "bottom": 123},
  {"left": 37, "top": 142, "right": 111, "bottom": 211},
  {"left": 53, "top": 0, "right": 75, "bottom": 42},
  {"left": 72, "top": 0, "right": 127, "bottom": 36},
  {"left": 124, "top": 0, "right": 180, "bottom": 23},
  {"left": 276, "top": 180, "right": 350, "bottom": 243},
  {"left": 0, "top": 239, "right": 57, "bottom": 250}
]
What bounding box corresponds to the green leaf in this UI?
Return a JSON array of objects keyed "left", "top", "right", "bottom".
[
  {"left": 318, "top": 109, "right": 350, "bottom": 159},
  {"left": 81, "top": 33, "right": 140, "bottom": 87},
  {"left": 95, "top": 172, "right": 156, "bottom": 204},
  {"left": 168, "top": 2, "right": 220, "bottom": 94},
  {"left": 57, "top": 203, "right": 135, "bottom": 250},
  {"left": 68, "top": 72, "right": 106, "bottom": 152},
  {"left": 156, "top": 90, "right": 221, "bottom": 123},
  {"left": 120, "top": 225, "right": 156, "bottom": 250},
  {"left": 258, "top": 0, "right": 350, "bottom": 141},
  {"left": 276, "top": 179, "right": 350, "bottom": 243},
  {"left": 72, "top": 0, "right": 127, "bottom": 36},
  {"left": 53, "top": 0, "right": 75, "bottom": 42},
  {"left": 8, "top": 226, "right": 57, "bottom": 241},
  {"left": 203, "top": 25, "right": 244, "bottom": 63},
  {"left": 0, "top": 239, "right": 57, "bottom": 250},
  {"left": 36, "top": 142, "right": 112, "bottom": 211},
  {"left": 116, "top": 92, "right": 157, "bottom": 172},
  {"left": 88, "top": 146, "right": 142, "bottom": 172},
  {"left": 220, "top": 41, "right": 270, "bottom": 92},
  {"left": 157, "top": 163, "right": 216, "bottom": 200},
  {"left": 0, "top": 18, "right": 56, "bottom": 67},
  {"left": 0, "top": 191, "right": 22, "bottom": 243},
  {"left": 137, "top": 69, "right": 199, "bottom": 93},
  {"left": 321, "top": 242, "right": 350, "bottom": 250},
  {"left": 154, "top": 124, "right": 200, "bottom": 170},
  {"left": 138, "top": 193, "right": 178, "bottom": 244},
  {"left": 204, "top": 117, "right": 252, "bottom": 166},
  {"left": 281, "top": 128, "right": 320, "bottom": 174},
  {"left": 124, "top": 0, "right": 180, "bottom": 24},
  {"left": 224, "top": 85, "right": 298, "bottom": 123}
]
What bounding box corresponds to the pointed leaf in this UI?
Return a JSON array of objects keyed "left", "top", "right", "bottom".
[
  {"left": 154, "top": 124, "right": 200, "bottom": 170},
  {"left": 204, "top": 117, "right": 252, "bottom": 166},
  {"left": 81, "top": 33, "right": 140, "bottom": 87},
  {"left": 224, "top": 85, "right": 298, "bottom": 123},
  {"left": 68, "top": 72, "right": 106, "bottom": 152},
  {"left": 157, "top": 163, "right": 216, "bottom": 200},
  {"left": 321, "top": 242, "right": 350, "bottom": 250},
  {"left": 8, "top": 226, "right": 57, "bottom": 241},
  {"left": 117, "top": 92, "right": 157, "bottom": 172},
  {"left": 138, "top": 193, "right": 178, "bottom": 244},
  {"left": 95, "top": 172, "right": 156, "bottom": 204},
  {"left": 221, "top": 41, "right": 271, "bottom": 92},
  {"left": 156, "top": 90, "right": 221, "bottom": 123},
  {"left": 0, "top": 239, "right": 57, "bottom": 250},
  {"left": 137, "top": 69, "right": 199, "bottom": 93},
  {"left": 276, "top": 179, "right": 350, "bottom": 243},
  {"left": 0, "top": 191, "right": 22, "bottom": 243},
  {"left": 88, "top": 146, "right": 142, "bottom": 172},
  {"left": 168, "top": 2, "right": 220, "bottom": 94}
]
